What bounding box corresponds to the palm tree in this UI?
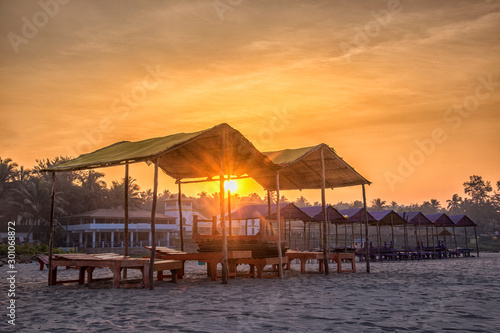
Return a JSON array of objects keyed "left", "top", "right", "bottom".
[
  {"left": 446, "top": 194, "right": 463, "bottom": 214},
  {"left": 371, "top": 198, "right": 386, "bottom": 210},
  {"left": 106, "top": 177, "right": 143, "bottom": 209},
  {"left": 430, "top": 198, "right": 442, "bottom": 213},
  {"left": 77, "top": 170, "right": 107, "bottom": 211}
]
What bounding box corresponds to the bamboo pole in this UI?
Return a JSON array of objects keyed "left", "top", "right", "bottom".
[
  {"left": 443, "top": 226, "right": 448, "bottom": 259},
  {"left": 362, "top": 184, "right": 370, "bottom": 273},
  {"left": 390, "top": 214, "right": 395, "bottom": 249},
  {"left": 453, "top": 226, "right": 458, "bottom": 253},
  {"left": 320, "top": 149, "right": 329, "bottom": 275},
  {"left": 48, "top": 172, "right": 56, "bottom": 286},
  {"left": 228, "top": 189, "right": 232, "bottom": 236},
  {"left": 178, "top": 182, "right": 184, "bottom": 251},
  {"left": 426, "top": 225, "right": 430, "bottom": 247},
  {"left": 267, "top": 190, "right": 272, "bottom": 218},
  {"left": 220, "top": 176, "right": 228, "bottom": 284},
  {"left": 276, "top": 172, "right": 283, "bottom": 279},
  {"left": 148, "top": 159, "right": 158, "bottom": 290},
  {"left": 464, "top": 227, "right": 469, "bottom": 251},
  {"left": 474, "top": 226, "right": 479, "bottom": 257},
  {"left": 123, "top": 164, "right": 129, "bottom": 279},
  {"left": 303, "top": 221, "right": 306, "bottom": 250}
]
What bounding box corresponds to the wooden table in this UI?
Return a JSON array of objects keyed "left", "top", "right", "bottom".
[
  {"left": 50, "top": 253, "right": 182, "bottom": 288},
  {"left": 286, "top": 251, "right": 356, "bottom": 274},
  {"left": 146, "top": 247, "right": 252, "bottom": 281}
]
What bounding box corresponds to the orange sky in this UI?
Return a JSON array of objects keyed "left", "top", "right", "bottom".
[{"left": 1, "top": 0, "right": 499, "bottom": 207}]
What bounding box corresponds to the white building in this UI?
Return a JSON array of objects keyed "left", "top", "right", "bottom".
[{"left": 64, "top": 209, "right": 178, "bottom": 248}]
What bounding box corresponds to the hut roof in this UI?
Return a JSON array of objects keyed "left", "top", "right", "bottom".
[
  {"left": 369, "top": 210, "right": 407, "bottom": 225},
  {"left": 69, "top": 209, "right": 175, "bottom": 220},
  {"left": 42, "top": 124, "right": 369, "bottom": 193},
  {"left": 259, "top": 144, "right": 370, "bottom": 190},
  {"left": 448, "top": 215, "right": 477, "bottom": 227},
  {"left": 229, "top": 203, "right": 309, "bottom": 220},
  {"left": 398, "top": 212, "right": 433, "bottom": 225},
  {"left": 300, "top": 205, "right": 347, "bottom": 223},
  {"left": 337, "top": 208, "right": 376, "bottom": 223},
  {"left": 42, "top": 123, "right": 278, "bottom": 180},
  {"left": 425, "top": 213, "right": 455, "bottom": 227}
]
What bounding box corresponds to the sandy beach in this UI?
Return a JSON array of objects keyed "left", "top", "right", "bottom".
[{"left": 2, "top": 253, "right": 500, "bottom": 332}]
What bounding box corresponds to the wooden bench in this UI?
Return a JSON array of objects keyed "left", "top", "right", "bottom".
[
  {"left": 236, "top": 257, "right": 289, "bottom": 279},
  {"left": 37, "top": 255, "right": 49, "bottom": 270},
  {"left": 153, "top": 260, "right": 183, "bottom": 283}
]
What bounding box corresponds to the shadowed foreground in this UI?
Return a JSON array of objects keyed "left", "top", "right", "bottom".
[{"left": 4, "top": 253, "right": 500, "bottom": 332}]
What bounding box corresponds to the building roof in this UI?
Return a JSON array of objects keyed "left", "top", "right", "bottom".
[{"left": 69, "top": 209, "right": 176, "bottom": 220}]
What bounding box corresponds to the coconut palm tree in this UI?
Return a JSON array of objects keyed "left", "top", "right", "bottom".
[
  {"left": 370, "top": 198, "right": 386, "bottom": 210},
  {"left": 446, "top": 194, "right": 463, "bottom": 214}
]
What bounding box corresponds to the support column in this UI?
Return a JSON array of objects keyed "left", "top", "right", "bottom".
[
  {"left": 178, "top": 181, "right": 184, "bottom": 251},
  {"left": 362, "top": 184, "right": 370, "bottom": 273},
  {"left": 320, "top": 149, "right": 329, "bottom": 275},
  {"left": 276, "top": 172, "right": 283, "bottom": 279},
  {"left": 48, "top": 172, "right": 56, "bottom": 286},
  {"left": 111, "top": 231, "right": 114, "bottom": 248},
  {"left": 92, "top": 232, "right": 96, "bottom": 248},
  {"left": 149, "top": 158, "right": 159, "bottom": 290},
  {"left": 124, "top": 163, "right": 129, "bottom": 278},
  {"left": 220, "top": 176, "right": 228, "bottom": 284}
]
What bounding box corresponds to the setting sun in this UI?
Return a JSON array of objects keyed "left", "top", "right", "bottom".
[{"left": 225, "top": 180, "right": 238, "bottom": 193}]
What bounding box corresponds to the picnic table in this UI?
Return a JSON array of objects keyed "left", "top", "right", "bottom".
[
  {"left": 49, "top": 253, "right": 182, "bottom": 288},
  {"left": 285, "top": 251, "right": 356, "bottom": 274},
  {"left": 146, "top": 246, "right": 252, "bottom": 281}
]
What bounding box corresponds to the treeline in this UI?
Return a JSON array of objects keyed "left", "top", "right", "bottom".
[{"left": 1, "top": 157, "right": 499, "bottom": 240}]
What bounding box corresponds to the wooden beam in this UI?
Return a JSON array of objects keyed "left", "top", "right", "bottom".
[
  {"left": 176, "top": 175, "right": 251, "bottom": 185},
  {"left": 149, "top": 158, "right": 158, "bottom": 290},
  {"left": 48, "top": 172, "right": 56, "bottom": 286},
  {"left": 320, "top": 149, "right": 329, "bottom": 275}
]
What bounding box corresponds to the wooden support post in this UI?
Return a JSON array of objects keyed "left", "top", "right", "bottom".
[
  {"left": 453, "top": 226, "right": 458, "bottom": 253},
  {"left": 320, "top": 149, "right": 329, "bottom": 275},
  {"left": 124, "top": 164, "right": 129, "bottom": 279},
  {"left": 220, "top": 176, "right": 228, "bottom": 284},
  {"left": 178, "top": 182, "right": 184, "bottom": 251},
  {"left": 391, "top": 215, "right": 395, "bottom": 249},
  {"left": 228, "top": 189, "right": 232, "bottom": 236},
  {"left": 362, "top": 184, "right": 370, "bottom": 273},
  {"left": 303, "top": 221, "right": 307, "bottom": 250},
  {"left": 48, "top": 172, "right": 56, "bottom": 286},
  {"left": 149, "top": 158, "right": 158, "bottom": 290},
  {"left": 443, "top": 226, "right": 448, "bottom": 259},
  {"left": 276, "top": 172, "right": 283, "bottom": 279},
  {"left": 267, "top": 190, "right": 272, "bottom": 218},
  {"left": 220, "top": 126, "right": 228, "bottom": 284},
  {"left": 474, "top": 226, "right": 479, "bottom": 257}
]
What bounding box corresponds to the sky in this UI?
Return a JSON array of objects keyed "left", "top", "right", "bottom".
[{"left": 1, "top": 0, "right": 499, "bottom": 207}]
